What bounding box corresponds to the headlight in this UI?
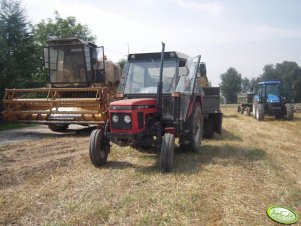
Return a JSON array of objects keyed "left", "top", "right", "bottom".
[
  {"left": 124, "top": 115, "right": 131, "bottom": 123},
  {"left": 112, "top": 115, "right": 119, "bottom": 123}
]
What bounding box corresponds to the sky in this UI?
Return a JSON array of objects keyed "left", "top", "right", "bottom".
[{"left": 21, "top": 0, "right": 301, "bottom": 86}]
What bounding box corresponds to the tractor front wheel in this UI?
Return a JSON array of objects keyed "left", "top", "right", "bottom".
[
  {"left": 159, "top": 133, "right": 175, "bottom": 172},
  {"left": 256, "top": 104, "right": 265, "bottom": 121},
  {"left": 285, "top": 103, "right": 294, "bottom": 121},
  {"left": 89, "top": 129, "right": 110, "bottom": 167}
]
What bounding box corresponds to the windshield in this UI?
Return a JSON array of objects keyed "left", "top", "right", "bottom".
[
  {"left": 266, "top": 84, "right": 280, "bottom": 96},
  {"left": 46, "top": 45, "right": 87, "bottom": 83},
  {"left": 123, "top": 59, "right": 177, "bottom": 94},
  {"left": 176, "top": 57, "right": 199, "bottom": 93}
]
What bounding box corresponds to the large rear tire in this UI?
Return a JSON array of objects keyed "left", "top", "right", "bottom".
[
  {"left": 89, "top": 129, "right": 110, "bottom": 167},
  {"left": 256, "top": 104, "right": 265, "bottom": 121},
  {"left": 180, "top": 103, "right": 202, "bottom": 152},
  {"left": 48, "top": 124, "right": 68, "bottom": 132},
  {"left": 285, "top": 103, "right": 294, "bottom": 121},
  {"left": 159, "top": 133, "right": 174, "bottom": 172}
]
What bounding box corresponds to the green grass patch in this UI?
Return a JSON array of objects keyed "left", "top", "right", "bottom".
[{"left": 0, "top": 122, "right": 37, "bottom": 131}]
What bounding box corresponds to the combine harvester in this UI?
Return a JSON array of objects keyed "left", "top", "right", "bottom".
[{"left": 2, "top": 38, "right": 121, "bottom": 132}]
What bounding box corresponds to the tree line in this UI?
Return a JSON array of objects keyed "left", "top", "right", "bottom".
[{"left": 220, "top": 62, "right": 301, "bottom": 104}]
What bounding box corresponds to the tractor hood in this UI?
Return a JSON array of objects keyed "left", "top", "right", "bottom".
[
  {"left": 110, "top": 98, "right": 157, "bottom": 108},
  {"left": 267, "top": 94, "right": 280, "bottom": 103}
]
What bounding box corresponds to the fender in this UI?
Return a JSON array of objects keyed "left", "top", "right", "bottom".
[{"left": 186, "top": 96, "right": 203, "bottom": 119}]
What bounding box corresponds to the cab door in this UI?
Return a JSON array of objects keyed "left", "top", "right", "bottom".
[{"left": 176, "top": 56, "right": 201, "bottom": 121}]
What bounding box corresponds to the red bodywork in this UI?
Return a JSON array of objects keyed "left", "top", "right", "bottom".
[{"left": 109, "top": 98, "right": 157, "bottom": 134}]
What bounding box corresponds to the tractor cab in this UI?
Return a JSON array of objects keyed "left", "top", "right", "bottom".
[
  {"left": 255, "top": 81, "right": 281, "bottom": 104},
  {"left": 44, "top": 38, "right": 106, "bottom": 87}
]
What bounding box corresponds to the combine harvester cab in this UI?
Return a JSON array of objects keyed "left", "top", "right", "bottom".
[{"left": 2, "top": 38, "right": 121, "bottom": 132}]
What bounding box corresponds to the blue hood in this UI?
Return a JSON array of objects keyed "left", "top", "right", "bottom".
[{"left": 267, "top": 94, "right": 280, "bottom": 103}]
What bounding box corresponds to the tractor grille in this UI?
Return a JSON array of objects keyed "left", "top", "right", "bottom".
[
  {"left": 111, "top": 113, "right": 132, "bottom": 130},
  {"left": 137, "top": 112, "right": 144, "bottom": 129}
]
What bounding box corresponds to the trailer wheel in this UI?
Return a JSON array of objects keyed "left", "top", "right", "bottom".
[
  {"left": 203, "top": 117, "right": 214, "bottom": 139},
  {"left": 180, "top": 103, "right": 202, "bottom": 152},
  {"left": 256, "top": 104, "right": 265, "bottom": 121},
  {"left": 159, "top": 133, "right": 174, "bottom": 172},
  {"left": 240, "top": 105, "right": 244, "bottom": 114},
  {"left": 48, "top": 124, "right": 68, "bottom": 132},
  {"left": 285, "top": 103, "right": 294, "bottom": 121},
  {"left": 246, "top": 106, "right": 251, "bottom": 116},
  {"left": 89, "top": 129, "right": 109, "bottom": 167}
]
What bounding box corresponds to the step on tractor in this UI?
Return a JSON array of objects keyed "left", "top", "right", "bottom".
[
  {"left": 2, "top": 38, "right": 121, "bottom": 131},
  {"left": 253, "top": 81, "right": 294, "bottom": 121},
  {"left": 89, "top": 43, "right": 222, "bottom": 172}
]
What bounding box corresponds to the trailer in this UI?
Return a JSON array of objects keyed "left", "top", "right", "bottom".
[{"left": 237, "top": 92, "right": 255, "bottom": 116}]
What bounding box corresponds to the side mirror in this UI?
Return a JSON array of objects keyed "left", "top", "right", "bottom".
[{"left": 198, "top": 63, "right": 206, "bottom": 77}]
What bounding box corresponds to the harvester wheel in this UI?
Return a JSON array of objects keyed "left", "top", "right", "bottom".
[
  {"left": 159, "top": 133, "right": 174, "bottom": 172},
  {"left": 180, "top": 103, "right": 202, "bottom": 152},
  {"left": 48, "top": 124, "right": 68, "bottom": 132},
  {"left": 285, "top": 103, "right": 294, "bottom": 121},
  {"left": 89, "top": 129, "right": 110, "bottom": 167},
  {"left": 256, "top": 104, "right": 265, "bottom": 121}
]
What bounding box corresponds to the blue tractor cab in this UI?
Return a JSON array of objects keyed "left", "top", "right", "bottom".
[{"left": 253, "top": 80, "right": 294, "bottom": 121}]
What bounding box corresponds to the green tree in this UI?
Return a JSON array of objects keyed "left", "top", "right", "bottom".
[
  {"left": 219, "top": 67, "right": 242, "bottom": 104},
  {"left": 32, "top": 11, "right": 96, "bottom": 46},
  {"left": 117, "top": 58, "right": 126, "bottom": 72},
  {"left": 0, "top": 0, "right": 40, "bottom": 100},
  {"left": 241, "top": 77, "right": 250, "bottom": 92}
]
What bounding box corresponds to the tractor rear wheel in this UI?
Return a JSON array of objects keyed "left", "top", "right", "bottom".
[
  {"left": 285, "top": 103, "right": 294, "bottom": 121},
  {"left": 256, "top": 104, "right": 265, "bottom": 121},
  {"left": 89, "top": 129, "right": 110, "bottom": 167},
  {"left": 180, "top": 103, "right": 202, "bottom": 152},
  {"left": 159, "top": 133, "right": 174, "bottom": 172},
  {"left": 48, "top": 124, "right": 68, "bottom": 132}
]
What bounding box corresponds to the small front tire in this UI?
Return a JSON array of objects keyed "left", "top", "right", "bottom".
[
  {"left": 159, "top": 133, "right": 175, "bottom": 172},
  {"left": 89, "top": 129, "right": 110, "bottom": 167}
]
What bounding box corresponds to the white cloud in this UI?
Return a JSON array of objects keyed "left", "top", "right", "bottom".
[{"left": 174, "top": 0, "right": 224, "bottom": 17}]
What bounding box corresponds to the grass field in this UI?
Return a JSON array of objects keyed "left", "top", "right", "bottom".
[{"left": 0, "top": 106, "right": 300, "bottom": 225}]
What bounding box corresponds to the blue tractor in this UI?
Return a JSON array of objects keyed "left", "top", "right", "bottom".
[{"left": 252, "top": 81, "right": 294, "bottom": 121}]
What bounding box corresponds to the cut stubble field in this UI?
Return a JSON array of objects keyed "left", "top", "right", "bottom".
[{"left": 0, "top": 106, "right": 300, "bottom": 225}]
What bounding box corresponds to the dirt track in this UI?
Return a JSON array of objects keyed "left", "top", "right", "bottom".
[{"left": 0, "top": 125, "right": 95, "bottom": 147}]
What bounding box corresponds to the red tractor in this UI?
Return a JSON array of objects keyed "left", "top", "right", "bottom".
[{"left": 89, "top": 43, "right": 222, "bottom": 172}]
